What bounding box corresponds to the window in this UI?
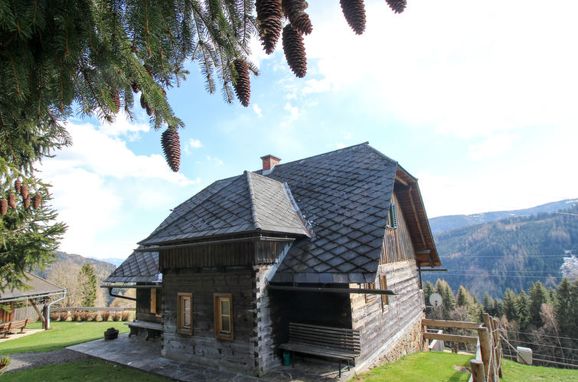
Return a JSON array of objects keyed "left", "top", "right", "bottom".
[
  {"left": 177, "top": 293, "right": 192, "bottom": 335},
  {"left": 150, "top": 288, "right": 158, "bottom": 315},
  {"left": 387, "top": 203, "right": 398, "bottom": 229},
  {"left": 379, "top": 275, "right": 389, "bottom": 309},
  {"left": 214, "top": 293, "right": 233, "bottom": 340}
]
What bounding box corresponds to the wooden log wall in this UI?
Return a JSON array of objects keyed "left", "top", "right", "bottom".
[
  {"left": 352, "top": 195, "right": 425, "bottom": 364},
  {"left": 350, "top": 260, "right": 424, "bottom": 362},
  {"left": 162, "top": 267, "right": 258, "bottom": 372},
  {"left": 380, "top": 194, "right": 417, "bottom": 264}
]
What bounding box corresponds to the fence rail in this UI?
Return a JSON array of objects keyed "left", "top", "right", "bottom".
[{"left": 422, "top": 313, "right": 502, "bottom": 382}]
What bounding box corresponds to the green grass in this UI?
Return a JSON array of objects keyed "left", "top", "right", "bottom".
[
  {"left": 1, "top": 359, "right": 170, "bottom": 381},
  {"left": 352, "top": 352, "right": 473, "bottom": 382},
  {"left": 0, "top": 321, "right": 128, "bottom": 354},
  {"left": 352, "top": 352, "right": 578, "bottom": 382},
  {"left": 502, "top": 359, "right": 578, "bottom": 382}
]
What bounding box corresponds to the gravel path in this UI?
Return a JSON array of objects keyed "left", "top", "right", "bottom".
[{"left": 3, "top": 349, "right": 90, "bottom": 372}]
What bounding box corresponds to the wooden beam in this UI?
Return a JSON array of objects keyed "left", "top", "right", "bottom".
[
  {"left": 268, "top": 285, "right": 396, "bottom": 295},
  {"left": 423, "top": 332, "right": 479, "bottom": 345},
  {"left": 408, "top": 186, "right": 427, "bottom": 248},
  {"left": 28, "top": 299, "right": 46, "bottom": 327},
  {"left": 422, "top": 319, "right": 482, "bottom": 330}
]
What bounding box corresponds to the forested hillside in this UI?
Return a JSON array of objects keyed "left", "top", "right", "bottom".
[
  {"left": 430, "top": 199, "right": 577, "bottom": 235},
  {"left": 428, "top": 205, "right": 578, "bottom": 297},
  {"left": 33, "top": 252, "right": 117, "bottom": 306}
]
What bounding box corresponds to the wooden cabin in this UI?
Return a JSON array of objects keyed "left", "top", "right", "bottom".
[{"left": 108, "top": 143, "right": 441, "bottom": 375}]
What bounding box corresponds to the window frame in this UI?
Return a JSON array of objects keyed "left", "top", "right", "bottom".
[
  {"left": 213, "top": 293, "right": 234, "bottom": 341},
  {"left": 150, "top": 288, "right": 158, "bottom": 315},
  {"left": 177, "top": 292, "right": 193, "bottom": 335}
]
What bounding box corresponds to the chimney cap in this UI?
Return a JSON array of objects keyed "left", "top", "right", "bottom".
[{"left": 260, "top": 154, "right": 281, "bottom": 161}]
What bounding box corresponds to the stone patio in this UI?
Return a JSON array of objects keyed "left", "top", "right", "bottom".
[{"left": 68, "top": 334, "right": 355, "bottom": 381}]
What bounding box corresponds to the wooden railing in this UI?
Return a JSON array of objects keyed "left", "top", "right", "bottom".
[{"left": 422, "top": 313, "right": 502, "bottom": 382}]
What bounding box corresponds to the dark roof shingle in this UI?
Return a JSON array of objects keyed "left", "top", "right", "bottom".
[
  {"left": 139, "top": 172, "right": 309, "bottom": 246},
  {"left": 103, "top": 250, "right": 160, "bottom": 285}
]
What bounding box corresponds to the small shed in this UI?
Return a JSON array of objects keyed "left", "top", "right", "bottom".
[{"left": 0, "top": 273, "right": 66, "bottom": 329}]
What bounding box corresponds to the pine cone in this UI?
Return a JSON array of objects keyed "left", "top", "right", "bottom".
[
  {"left": 161, "top": 127, "right": 181, "bottom": 172},
  {"left": 112, "top": 91, "right": 120, "bottom": 113},
  {"left": 386, "top": 0, "right": 406, "bottom": 14},
  {"left": 33, "top": 193, "right": 42, "bottom": 209},
  {"left": 256, "top": 0, "right": 283, "bottom": 54},
  {"left": 283, "top": 24, "right": 307, "bottom": 78},
  {"left": 0, "top": 199, "right": 7, "bottom": 215},
  {"left": 282, "top": 0, "right": 313, "bottom": 35},
  {"left": 8, "top": 193, "right": 16, "bottom": 209},
  {"left": 23, "top": 196, "right": 31, "bottom": 209},
  {"left": 233, "top": 59, "right": 251, "bottom": 107},
  {"left": 21, "top": 184, "right": 29, "bottom": 200},
  {"left": 14, "top": 179, "right": 21, "bottom": 193},
  {"left": 340, "top": 0, "right": 366, "bottom": 35},
  {"left": 291, "top": 13, "right": 313, "bottom": 35}
]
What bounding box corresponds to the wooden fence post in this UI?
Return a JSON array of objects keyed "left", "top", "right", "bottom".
[
  {"left": 470, "top": 359, "right": 486, "bottom": 382},
  {"left": 477, "top": 327, "right": 491, "bottom": 378}
]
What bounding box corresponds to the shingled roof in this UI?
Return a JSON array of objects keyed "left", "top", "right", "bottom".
[
  {"left": 0, "top": 273, "right": 65, "bottom": 302},
  {"left": 136, "top": 143, "right": 439, "bottom": 284},
  {"left": 139, "top": 171, "right": 310, "bottom": 246},
  {"left": 263, "top": 143, "right": 398, "bottom": 283},
  {"left": 103, "top": 250, "right": 160, "bottom": 286}
]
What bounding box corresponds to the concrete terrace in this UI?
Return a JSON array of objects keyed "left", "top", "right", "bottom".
[{"left": 68, "top": 333, "right": 354, "bottom": 382}]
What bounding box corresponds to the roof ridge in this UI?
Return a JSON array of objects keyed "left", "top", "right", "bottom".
[
  {"left": 281, "top": 182, "right": 313, "bottom": 238},
  {"left": 258, "top": 142, "right": 370, "bottom": 171},
  {"left": 244, "top": 171, "right": 261, "bottom": 231}
]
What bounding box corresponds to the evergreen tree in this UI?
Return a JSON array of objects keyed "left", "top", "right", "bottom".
[
  {"left": 435, "top": 279, "right": 456, "bottom": 319},
  {"left": 78, "top": 264, "right": 97, "bottom": 307},
  {"left": 0, "top": 0, "right": 405, "bottom": 290},
  {"left": 529, "top": 281, "right": 549, "bottom": 328},
  {"left": 0, "top": 180, "right": 65, "bottom": 291},
  {"left": 456, "top": 285, "right": 473, "bottom": 307},
  {"left": 482, "top": 292, "right": 496, "bottom": 316},
  {"left": 502, "top": 289, "right": 518, "bottom": 321},
  {"left": 516, "top": 290, "right": 530, "bottom": 331}
]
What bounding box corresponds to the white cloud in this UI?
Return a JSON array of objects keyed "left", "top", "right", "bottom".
[
  {"left": 468, "top": 133, "right": 516, "bottom": 161},
  {"left": 206, "top": 155, "right": 225, "bottom": 167},
  {"left": 252, "top": 103, "right": 263, "bottom": 117},
  {"left": 302, "top": 0, "right": 578, "bottom": 139},
  {"left": 40, "top": 121, "right": 200, "bottom": 260},
  {"left": 189, "top": 138, "right": 203, "bottom": 149}
]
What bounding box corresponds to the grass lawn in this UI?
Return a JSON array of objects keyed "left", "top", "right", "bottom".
[
  {"left": 352, "top": 352, "right": 473, "bottom": 382},
  {"left": 352, "top": 352, "right": 578, "bottom": 382},
  {"left": 1, "top": 358, "right": 170, "bottom": 381},
  {"left": 0, "top": 321, "right": 128, "bottom": 354},
  {"left": 501, "top": 359, "right": 578, "bottom": 382}
]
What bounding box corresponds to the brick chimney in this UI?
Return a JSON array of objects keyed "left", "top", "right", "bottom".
[{"left": 260, "top": 154, "right": 281, "bottom": 171}]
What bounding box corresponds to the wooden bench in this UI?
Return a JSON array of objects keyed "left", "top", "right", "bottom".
[
  {"left": 0, "top": 322, "right": 11, "bottom": 338},
  {"left": 9, "top": 319, "right": 28, "bottom": 334},
  {"left": 125, "top": 320, "right": 162, "bottom": 341},
  {"left": 278, "top": 322, "right": 361, "bottom": 377}
]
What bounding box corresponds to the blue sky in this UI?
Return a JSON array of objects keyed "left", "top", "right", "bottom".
[{"left": 40, "top": 0, "right": 578, "bottom": 260}]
